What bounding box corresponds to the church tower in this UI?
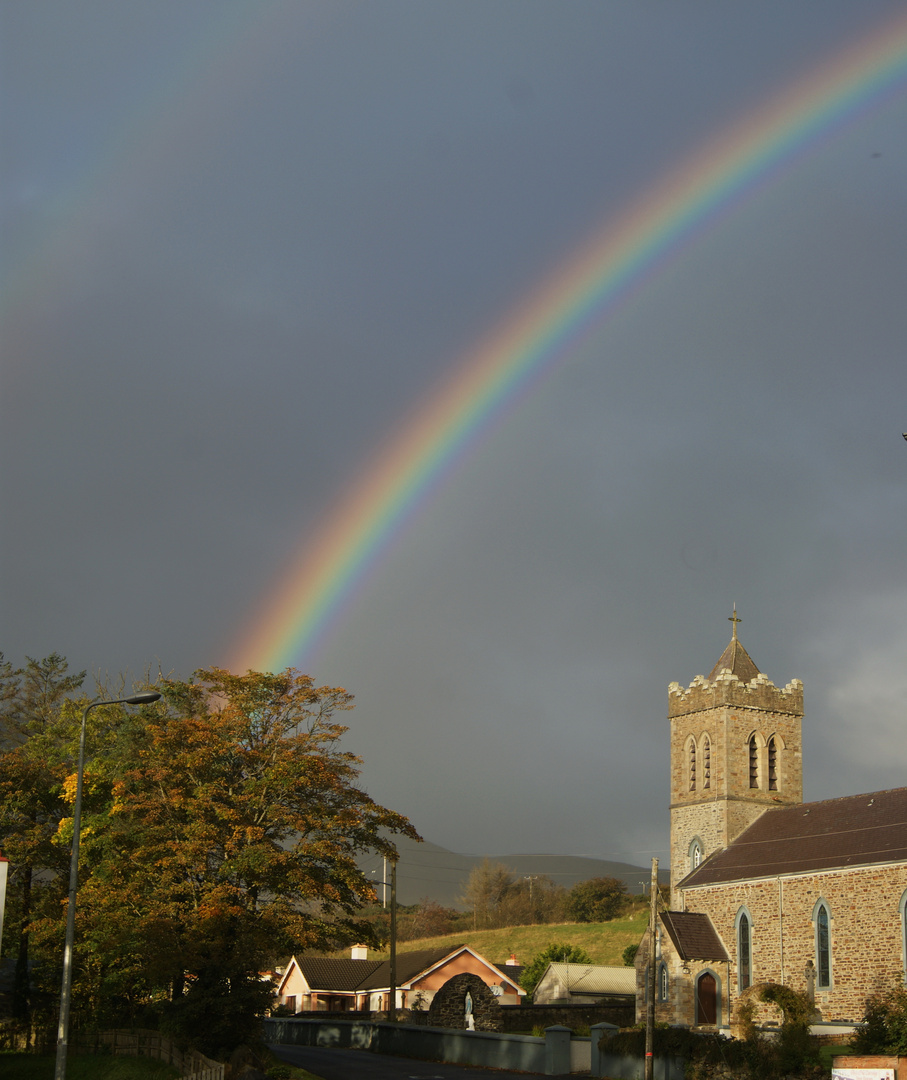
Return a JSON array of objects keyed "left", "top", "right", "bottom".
[{"left": 668, "top": 611, "right": 803, "bottom": 895}]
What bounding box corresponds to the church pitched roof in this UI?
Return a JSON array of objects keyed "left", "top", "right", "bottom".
[
  {"left": 679, "top": 787, "right": 907, "bottom": 888},
  {"left": 659, "top": 911, "right": 728, "bottom": 962},
  {"left": 707, "top": 634, "right": 760, "bottom": 683}
]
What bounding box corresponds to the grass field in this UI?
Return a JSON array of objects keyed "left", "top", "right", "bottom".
[
  {"left": 0, "top": 1054, "right": 180, "bottom": 1080},
  {"left": 0, "top": 1050, "right": 320, "bottom": 1080},
  {"left": 367, "top": 910, "right": 648, "bottom": 968}
]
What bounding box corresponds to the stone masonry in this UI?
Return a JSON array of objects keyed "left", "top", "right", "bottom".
[
  {"left": 669, "top": 668, "right": 803, "bottom": 895},
  {"left": 427, "top": 973, "right": 500, "bottom": 1032}
]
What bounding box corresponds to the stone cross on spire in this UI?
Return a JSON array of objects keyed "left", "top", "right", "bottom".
[{"left": 729, "top": 605, "right": 741, "bottom": 641}]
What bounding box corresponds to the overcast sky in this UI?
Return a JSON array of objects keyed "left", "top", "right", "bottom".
[{"left": 3, "top": 2, "right": 907, "bottom": 870}]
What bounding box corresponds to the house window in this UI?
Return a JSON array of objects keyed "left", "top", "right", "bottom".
[
  {"left": 736, "top": 909, "right": 752, "bottom": 991},
  {"left": 749, "top": 734, "right": 759, "bottom": 789},
  {"left": 702, "top": 736, "right": 711, "bottom": 789},
  {"left": 689, "top": 737, "right": 697, "bottom": 791},
  {"left": 815, "top": 901, "right": 832, "bottom": 989},
  {"left": 768, "top": 736, "right": 778, "bottom": 791}
]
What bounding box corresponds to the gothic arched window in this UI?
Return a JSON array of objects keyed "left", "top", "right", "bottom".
[
  {"left": 814, "top": 900, "right": 832, "bottom": 989},
  {"left": 688, "top": 737, "right": 697, "bottom": 791},
  {"left": 702, "top": 735, "right": 711, "bottom": 789},
  {"left": 748, "top": 734, "right": 759, "bottom": 789},
  {"left": 900, "top": 891, "right": 907, "bottom": 980},
  {"left": 736, "top": 908, "right": 752, "bottom": 991},
  {"left": 768, "top": 736, "right": 778, "bottom": 791},
  {"left": 689, "top": 837, "right": 703, "bottom": 873}
]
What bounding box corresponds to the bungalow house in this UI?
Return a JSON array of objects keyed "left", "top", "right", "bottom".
[
  {"left": 276, "top": 944, "right": 524, "bottom": 1013},
  {"left": 532, "top": 962, "right": 636, "bottom": 1007}
]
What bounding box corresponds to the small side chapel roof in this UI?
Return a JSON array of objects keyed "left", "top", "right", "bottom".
[
  {"left": 708, "top": 609, "right": 760, "bottom": 683},
  {"left": 660, "top": 911, "right": 729, "bottom": 962}
]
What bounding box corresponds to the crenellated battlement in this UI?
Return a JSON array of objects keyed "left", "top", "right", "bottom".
[{"left": 668, "top": 668, "right": 803, "bottom": 718}]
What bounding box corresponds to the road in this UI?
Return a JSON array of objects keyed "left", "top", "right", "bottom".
[{"left": 269, "top": 1043, "right": 575, "bottom": 1079}]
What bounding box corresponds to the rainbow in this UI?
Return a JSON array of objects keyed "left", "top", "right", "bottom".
[{"left": 230, "top": 11, "right": 907, "bottom": 674}]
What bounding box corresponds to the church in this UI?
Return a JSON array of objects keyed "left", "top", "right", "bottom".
[{"left": 635, "top": 613, "right": 907, "bottom": 1031}]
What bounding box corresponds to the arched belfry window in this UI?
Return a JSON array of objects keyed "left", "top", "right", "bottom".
[
  {"left": 748, "top": 734, "right": 759, "bottom": 789},
  {"left": 688, "top": 737, "right": 697, "bottom": 791},
  {"left": 814, "top": 900, "right": 832, "bottom": 989},
  {"left": 702, "top": 735, "right": 711, "bottom": 789},
  {"left": 736, "top": 908, "right": 753, "bottom": 991},
  {"left": 768, "top": 736, "right": 778, "bottom": 791}
]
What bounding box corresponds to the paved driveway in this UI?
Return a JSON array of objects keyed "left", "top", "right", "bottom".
[{"left": 270, "top": 1042, "right": 574, "bottom": 1079}]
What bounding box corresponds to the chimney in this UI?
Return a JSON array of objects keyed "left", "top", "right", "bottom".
[
  {"left": 506, "top": 953, "right": 518, "bottom": 966},
  {"left": 351, "top": 944, "right": 369, "bottom": 960}
]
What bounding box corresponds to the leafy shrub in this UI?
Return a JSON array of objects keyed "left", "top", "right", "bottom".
[
  {"left": 853, "top": 984, "right": 907, "bottom": 1055},
  {"left": 601, "top": 984, "right": 823, "bottom": 1080},
  {"left": 622, "top": 943, "right": 639, "bottom": 967},
  {"left": 520, "top": 942, "right": 593, "bottom": 995}
]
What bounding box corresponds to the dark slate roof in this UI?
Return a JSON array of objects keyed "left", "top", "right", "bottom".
[
  {"left": 358, "top": 945, "right": 474, "bottom": 990},
  {"left": 680, "top": 787, "right": 907, "bottom": 889},
  {"left": 708, "top": 634, "right": 760, "bottom": 683},
  {"left": 359, "top": 946, "right": 458, "bottom": 990},
  {"left": 289, "top": 944, "right": 523, "bottom": 994},
  {"left": 293, "top": 956, "right": 383, "bottom": 991},
  {"left": 660, "top": 911, "right": 729, "bottom": 962}
]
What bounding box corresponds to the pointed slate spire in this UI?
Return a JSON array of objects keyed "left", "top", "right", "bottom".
[{"left": 708, "top": 606, "right": 760, "bottom": 683}]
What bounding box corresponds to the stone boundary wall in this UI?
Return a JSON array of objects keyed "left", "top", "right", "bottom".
[
  {"left": 284, "top": 999, "right": 634, "bottom": 1032},
  {"left": 499, "top": 1001, "right": 634, "bottom": 1032},
  {"left": 263, "top": 1016, "right": 578, "bottom": 1074}
]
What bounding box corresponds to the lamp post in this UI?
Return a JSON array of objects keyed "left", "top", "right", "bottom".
[{"left": 54, "top": 691, "right": 161, "bottom": 1080}]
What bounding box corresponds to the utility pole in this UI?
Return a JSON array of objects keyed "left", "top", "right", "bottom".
[
  {"left": 645, "top": 857, "right": 658, "bottom": 1080},
  {"left": 388, "top": 858, "right": 397, "bottom": 1020}
]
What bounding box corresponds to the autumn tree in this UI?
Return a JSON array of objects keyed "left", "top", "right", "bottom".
[
  {"left": 71, "top": 667, "right": 419, "bottom": 1052},
  {"left": 0, "top": 654, "right": 85, "bottom": 1024},
  {"left": 397, "top": 898, "right": 463, "bottom": 942},
  {"left": 460, "top": 860, "right": 516, "bottom": 929},
  {"left": 565, "top": 876, "right": 628, "bottom": 923}
]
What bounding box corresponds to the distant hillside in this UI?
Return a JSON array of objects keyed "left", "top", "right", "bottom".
[
  {"left": 364, "top": 911, "right": 649, "bottom": 969},
  {"left": 360, "top": 834, "right": 667, "bottom": 908}
]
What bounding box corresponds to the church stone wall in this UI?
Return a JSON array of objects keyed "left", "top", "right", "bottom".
[{"left": 680, "top": 862, "right": 907, "bottom": 1025}]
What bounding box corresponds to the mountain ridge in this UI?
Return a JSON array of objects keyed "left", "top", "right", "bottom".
[{"left": 360, "top": 834, "right": 666, "bottom": 908}]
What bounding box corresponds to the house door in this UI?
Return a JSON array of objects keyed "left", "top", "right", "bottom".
[{"left": 696, "top": 972, "right": 717, "bottom": 1025}]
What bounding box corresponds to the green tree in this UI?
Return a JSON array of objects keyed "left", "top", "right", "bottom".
[
  {"left": 853, "top": 984, "right": 907, "bottom": 1055},
  {"left": 71, "top": 667, "right": 419, "bottom": 1053},
  {"left": 565, "top": 876, "right": 628, "bottom": 922},
  {"left": 519, "top": 942, "right": 593, "bottom": 996}
]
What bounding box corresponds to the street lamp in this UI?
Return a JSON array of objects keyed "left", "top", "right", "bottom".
[{"left": 54, "top": 691, "right": 161, "bottom": 1080}]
